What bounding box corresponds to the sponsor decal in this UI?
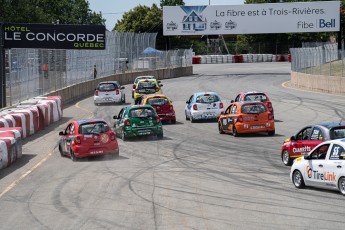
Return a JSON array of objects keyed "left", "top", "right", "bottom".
[
  {"left": 100, "top": 134, "right": 109, "bottom": 143},
  {"left": 306, "top": 165, "right": 336, "bottom": 181},
  {"left": 292, "top": 146, "right": 311, "bottom": 153}
]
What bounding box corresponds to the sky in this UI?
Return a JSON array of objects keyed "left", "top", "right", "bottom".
[{"left": 87, "top": 0, "right": 245, "bottom": 31}]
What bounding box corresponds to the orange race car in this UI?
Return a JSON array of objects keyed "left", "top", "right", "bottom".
[{"left": 218, "top": 101, "right": 275, "bottom": 137}]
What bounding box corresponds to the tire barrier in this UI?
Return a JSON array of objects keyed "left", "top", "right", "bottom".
[
  {"left": 0, "top": 96, "right": 62, "bottom": 169},
  {"left": 193, "top": 54, "right": 287, "bottom": 64}
]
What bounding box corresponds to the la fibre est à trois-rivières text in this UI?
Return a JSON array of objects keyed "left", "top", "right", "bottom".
[
  {"left": 216, "top": 7, "right": 336, "bottom": 30},
  {"left": 3, "top": 25, "right": 105, "bottom": 48}
]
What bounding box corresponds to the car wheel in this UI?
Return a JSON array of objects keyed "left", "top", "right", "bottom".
[
  {"left": 70, "top": 149, "right": 77, "bottom": 162},
  {"left": 157, "top": 133, "right": 163, "bottom": 139},
  {"left": 58, "top": 145, "right": 64, "bottom": 157},
  {"left": 171, "top": 119, "right": 176, "bottom": 124},
  {"left": 338, "top": 177, "right": 345, "bottom": 196},
  {"left": 190, "top": 115, "right": 195, "bottom": 123},
  {"left": 282, "top": 150, "right": 292, "bottom": 166},
  {"left": 218, "top": 123, "right": 224, "bottom": 134},
  {"left": 268, "top": 130, "right": 275, "bottom": 136},
  {"left": 112, "top": 148, "right": 120, "bottom": 158},
  {"left": 121, "top": 130, "right": 127, "bottom": 141},
  {"left": 121, "top": 95, "right": 126, "bottom": 104},
  {"left": 292, "top": 170, "right": 305, "bottom": 189},
  {"left": 233, "top": 126, "right": 239, "bottom": 137},
  {"left": 94, "top": 102, "right": 98, "bottom": 106},
  {"left": 185, "top": 112, "right": 190, "bottom": 120}
]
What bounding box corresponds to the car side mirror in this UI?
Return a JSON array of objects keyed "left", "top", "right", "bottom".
[
  {"left": 159, "top": 84, "right": 163, "bottom": 87},
  {"left": 230, "top": 100, "right": 234, "bottom": 103},
  {"left": 186, "top": 101, "right": 189, "bottom": 104},
  {"left": 121, "top": 86, "right": 125, "bottom": 89},
  {"left": 290, "top": 135, "right": 296, "bottom": 141},
  {"left": 220, "top": 111, "right": 224, "bottom": 115},
  {"left": 132, "top": 84, "right": 136, "bottom": 89},
  {"left": 59, "top": 131, "right": 65, "bottom": 136},
  {"left": 113, "top": 115, "right": 118, "bottom": 119},
  {"left": 158, "top": 80, "right": 161, "bottom": 83}
]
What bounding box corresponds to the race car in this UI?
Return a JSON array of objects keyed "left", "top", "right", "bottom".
[
  {"left": 58, "top": 119, "right": 119, "bottom": 161},
  {"left": 113, "top": 105, "right": 163, "bottom": 141},
  {"left": 218, "top": 101, "right": 275, "bottom": 137},
  {"left": 290, "top": 139, "right": 345, "bottom": 196},
  {"left": 185, "top": 92, "right": 224, "bottom": 122},
  {"left": 132, "top": 76, "right": 156, "bottom": 98},
  {"left": 94, "top": 81, "right": 125, "bottom": 105},
  {"left": 133, "top": 79, "right": 163, "bottom": 104},
  {"left": 140, "top": 94, "right": 176, "bottom": 124},
  {"left": 234, "top": 91, "right": 274, "bottom": 118},
  {"left": 281, "top": 122, "right": 345, "bottom": 166}
]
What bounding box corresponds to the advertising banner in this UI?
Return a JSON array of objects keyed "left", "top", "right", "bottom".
[
  {"left": 3, "top": 23, "right": 106, "bottom": 50},
  {"left": 163, "top": 1, "right": 340, "bottom": 35}
]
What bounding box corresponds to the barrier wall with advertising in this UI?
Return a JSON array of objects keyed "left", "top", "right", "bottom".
[{"left": 163, "top": 1, "right": 340, "bottom": 35}]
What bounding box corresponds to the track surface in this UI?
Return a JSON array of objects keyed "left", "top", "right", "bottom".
[{"left": 0, "top": 63, "right": 345, "bottom": 229}]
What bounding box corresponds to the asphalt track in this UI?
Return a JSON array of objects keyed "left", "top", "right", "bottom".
[{"left": 0, "top": 62, "right": 345, "bottom": 229}]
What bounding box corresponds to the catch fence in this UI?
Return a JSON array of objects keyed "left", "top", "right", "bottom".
[{"left": 3, "top": 32, "right": 192, "bottom": 106}]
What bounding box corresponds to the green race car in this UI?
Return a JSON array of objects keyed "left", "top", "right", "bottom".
[{"left": 113, "top": 105, "right": 163, "bottom": 141}]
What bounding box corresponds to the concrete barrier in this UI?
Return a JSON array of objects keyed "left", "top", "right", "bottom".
[{"left": 46, "top": 66, "right": 193, "bottom": 105}]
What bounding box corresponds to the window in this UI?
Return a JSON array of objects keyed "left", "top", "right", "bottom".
[
  {"left": 118, "top": 109, "right": 124, "bottom": 119},
  {"left": 329, "top": 144, "right": 345, "bottom": 160},
  {"left": 296, "top": 127, "right": 312, "bottom": 140},
  {"left": 97, "top": 83, "right": 118, "bottom": 91},
  {"left": 225, "top": 106, "right": 231, "bottom": 114},
  {"left": 330, "top": 127, "right": 345, "bottom": 140},
  {"left": 241, "top": 104, "right": 266, "bottom": 114},
  {"left": 244, "top": 94, "right": 268, "bottom": 102},
  {"left": 310, "top": 127, "right": 324, "bottom": 140},
  {"left": 147, "top": 97, "right": 169, "bottom": 106},
  {"left": 65, "top": 123, "right": 74, "bottom": 135},
  {"left": 234, "top": 95, "right": 240, "bottom": 102},
  {"left": 310, "top": 144, "right": 330, "bottom": 160},
  {"left": 130, "top": 108, "right": 155, "bottom": 118},
  {"left": 79, "top": 122, "right": 109, "bottom": 134},
  {"left": 195, "top": 94, "right": 220, "bottom": 103}
]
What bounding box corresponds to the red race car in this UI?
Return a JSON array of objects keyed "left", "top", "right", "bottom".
[
  {"left": 58, "top": 119, "right": 119, "bottom": 161},
  {"left": 281, "top": 122, "right": 345, "bottom": 166},
  {"left": 234, "top": 91, "right": 274, "bottom": 118}
]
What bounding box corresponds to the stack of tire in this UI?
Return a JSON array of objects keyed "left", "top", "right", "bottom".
[{"left": 0, "top": 96, "right": 62, "bottom": 169}]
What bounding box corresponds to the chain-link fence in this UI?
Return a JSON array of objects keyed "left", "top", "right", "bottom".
[
  {"left": 4, "top": 31, "right": 192, "bottom": 106},
  {"left": 290, "top": 43, "right": 344, "bottom": 77}
]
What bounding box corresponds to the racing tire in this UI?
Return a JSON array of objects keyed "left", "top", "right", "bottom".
[
  {"left": 338, "top": 177, "right": 345, "bottom": 196},
  {"left": 157, "top": 133, "right": 164, "bottom": 139},
  {"left": 282, "top": 150, "right": 292, "bottom": 166},
  {"left": 70, "top": 149, "right": 77, "bottom": 162},
  {"left": 185, "top": 112, "right": 190, "bottom": 121},
  {"left": 233, "top": 126, "right": 239, "bottom": 137},
  {"left": 292, "top": 170, "right": 305, "bottom": 189},
  {"left": 94, "top": 102, "right": 98, "bottom": 106},
  {"left": 121, "top": 95, "right": 126, "bottom": 104},
  {"left": 58, "top": 145, "right": 64, "bottom": 157},
  {"left": 111, "top": 148, "right": 120, "bottom": 158},
  {"left": 171, "top": 119, "right": 176, "bottom": 124},
  {"left": 121, "top": 130, "right": 127, "bottom": 141},
  {"left": 190, "top": 115, "right": 195, "bottom": 123},
  {"left": 218, "top": 123, "right": 224, "bottom": 134},
  {"left": 268, "top": 130, "right": 275, "bottom": 136}
]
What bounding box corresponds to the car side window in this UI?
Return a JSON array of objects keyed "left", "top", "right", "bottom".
[
  {"left": 225, "top": 106, "right": 231, "bottom": 114},
  {"left": 118, "top": 109, "right": 124, "bottom": 119},
  {"left": 296, "top": 127, "right": 312, "bottom": 140},
  {"left": 234, "top": 95, "right": 240, "bottom": 102},
  {"left": 310, "top": 144, "right": 330, "bottom": 160},
  {"left": 329, "top": 144, "right": 345, "bottom": 160},
  {"left": 231, "top": 105, "right": 237, "bottom": 114},
  {"left": 188, "top": 95, "right": 194, "bottom": 104},
  {"left": 310, "top": 127, "right": 324, "bottom": 140},
  {"left": 65, "top": 123, "right": 74, "bottom": 135}
]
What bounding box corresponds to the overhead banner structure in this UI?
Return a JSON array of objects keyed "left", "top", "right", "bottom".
[
  {"left": 3, "top": 23, "right": 106, "bottom": 50},
  {"left": 163, "top": 1, "right": 340, "bottom": 35}
]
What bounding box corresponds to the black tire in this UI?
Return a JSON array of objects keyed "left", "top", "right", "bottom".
[
  {"left": 185, "top": 112, "right": 190, "bottom": 121},
  {"left": 282, "top": 150, "right": 292, "bottom": 166},
  {"left": 190, "top": 115, "right": 195, "bottom": 123},
  {"left": 58, "top": 145, "right": 64, "bottom": 157},
  {"left": 338, "top": 177, "right": 345, "bottom": 196},
  {"left": 233, "top": 126, "right": 239, "bottom": 137},
  {"left": 94, "top": 102, "right": 98, "bottom": 106},
  {"left": 157, "top": 133, "right": 164, "bottom": 139},
  {"left": 121, "top": 130, "right": 127, "bottom": 141},
  {"left": 268, "top": 130, "right": 275, "bottom": 136},
  {"left": 70, "top": 149, "right": 77, "bottom": 162},
  {"left": 292, "top": 170, "right": 305, "bottom": 189},
  {"left": 121, "top": 94, "right": 126, "bottom": 104},
  {"left": 171, "top": 119, "right": 176, "bottom": 124},
  {"left": 111, "top": 148, "right": 120, "bottom": 158},
  {"left": 218, "top": 123, "right": 224, "bottom": 134}
]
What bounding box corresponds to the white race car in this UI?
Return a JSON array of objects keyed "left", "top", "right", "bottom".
[
  {"left": 291, "top": 139, "right": 345, "bottom": 196},
  {"left": 94, "top": 81, "right": 125, "bottom": 105}
]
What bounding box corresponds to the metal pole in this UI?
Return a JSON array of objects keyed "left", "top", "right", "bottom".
[{"left": 0, "top": 23, "right": 6, "bottom": 108}]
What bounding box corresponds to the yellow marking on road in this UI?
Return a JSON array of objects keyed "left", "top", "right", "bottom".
[
  {"left": 75, "top": 101, "right": 95, "bottom": 119},
  {"left": 0, "top": 152, "right": 53, "bottom": 198}
]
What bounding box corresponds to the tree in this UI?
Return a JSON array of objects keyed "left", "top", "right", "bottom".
[
  {"left": 160, "top": 0, "right": 184, "bottom": 7},
  {"left": 0, "top": 0, "right": 105, "bottom": 25}
]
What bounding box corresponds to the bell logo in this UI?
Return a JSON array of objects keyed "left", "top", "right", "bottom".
[{"left": 319, "top": 19, "right": 336, "bottom": 28}]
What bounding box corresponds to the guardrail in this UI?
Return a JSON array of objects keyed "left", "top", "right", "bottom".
[{"left": 192, "top": 54, "right": 290, "bottom": 64}]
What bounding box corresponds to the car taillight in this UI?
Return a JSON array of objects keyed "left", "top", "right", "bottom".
[
  {"left": 237, "top": 115, "right": 243, "bottom": 122},
  {"left": 115, "top": 89, "right": 119, "bottom": 95},
  {"left": 268, "top": 113, "right": 273, "bottom": 120},
  {"left": 94, "top": 90, "right": 99, "bottom": 96},
  {"left": 156, "top": 117, "right": 160, "bottom": 123},
  {"left": 220, "top": 102, "right": 223, "bottom": 109},
  {"left": 124, "top": 119, "right": 130, "bottom": 126},
  {"left": 132, "top": 84, "right": 136, "bottom": 89},
  {"left": 135, "top": 89, "right": 139, "bottom": 93},
  {"left": 193, "top": 104, "right": 198, "bottom": 110},
  {"left": 74, "top": 136, "right": 82, "bottom": 145},
  {"left": 110, "top": 132, "right": 116, "bottom": 140},
  {"left": 155, "top": 87, "right": 159, "bottom": 92},
  {"left": 267, "top": 102, "right": 272, "bottom": 108}
]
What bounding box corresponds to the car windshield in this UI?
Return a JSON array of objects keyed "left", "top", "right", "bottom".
[
  {"left": 79, "top": 121, "right": 110, "bottom": 134},
  {"left": 138, "top": 81, "right": 156, "bottom": 90},
  {"left": 147, "top": 98, "right": 169, "bottom": 106},
  {"left": 195, "top": 94, "right": 219, "bottom": 103},
  {"left": 129, "top": 108, "right": 155, "bottom": 118},
  {"left": 244, "top": 94, "right": 268, "bottom": 102},
  {"left": 330, "top": 127, "right": 345, "bottom": 139},
  {"left": 97, "top": 83, "right": 118, "bottom": 91},
  {"left": 241, "top": 104, "right": 267, "bottom": 114},
  {"left": 135, "top": 77, "right": 154, "bottom": 84}
]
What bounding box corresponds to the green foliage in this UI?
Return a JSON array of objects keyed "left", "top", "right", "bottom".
[
  {"left": 0, "top": 0, "right": 105, "bottom": 25},
  {"left": 160, "top": 0, "right": 185, "bottom": 7}
]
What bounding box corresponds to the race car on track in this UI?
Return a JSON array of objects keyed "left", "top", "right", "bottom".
[
  {"left": 291, "top": 139, "right": 345, "bottom": 196},
  {"left": 185, "top": 92, "right": 224, "bottom": 122},
  {"left": 281, "top": 122, "right": 345, "bottom": 166},
  {"left": 218, "top": 101, "right": 275, "bottom": 137},
  {"left": 58, "top": 119, "right": 119, "bottom": 161},
  {"left": 113, "top": 105, "right": 163, "bottom": 141},
  {"left": 94, "top": 81, "right": 125, "bottom": 105},
  {"left": 234, "top": 91, "right": 274, "bottom": 118},
  {"left": 140, "top": 94, "right": 176, "bottom": 124},
  {"left": 132, "top": 76, "right": 156, "bottom": 98},
  {"left": 133, "top": 79, "right": 163, "bottom": 104}
]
